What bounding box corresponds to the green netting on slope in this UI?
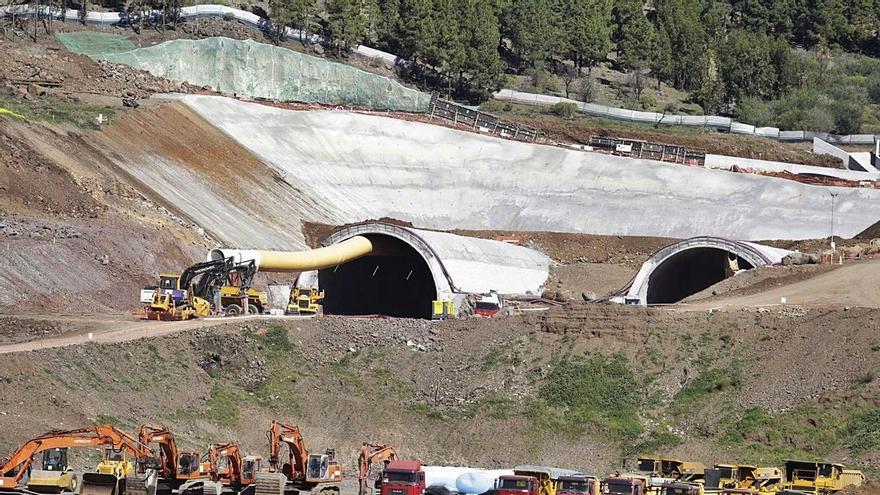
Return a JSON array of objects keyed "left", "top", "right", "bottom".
[
  {"left": 94, "top": 37, "right": 431, "bottom": 112},
  {"left": 55, "top": 31, "right": 136, "bottom": 57}
]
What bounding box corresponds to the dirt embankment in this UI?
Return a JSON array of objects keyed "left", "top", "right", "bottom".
[
  {"left": 0, "top": 115, "right": 205, "bottom": 314},
  {"left": 0, "top": 303, "right": 877, "bottom": 475}
]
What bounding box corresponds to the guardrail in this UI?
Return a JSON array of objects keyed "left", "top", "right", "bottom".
[{"left": 494, "top": 89, "right": 880, "bottom": 145}]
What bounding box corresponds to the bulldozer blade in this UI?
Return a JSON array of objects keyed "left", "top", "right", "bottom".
[{"left": 79, "top": 474, "right": 118, "bottom": 495}]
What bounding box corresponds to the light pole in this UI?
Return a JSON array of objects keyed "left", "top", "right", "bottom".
[{"left": 830, "top": 192, "right": 839, "bottom": 253}]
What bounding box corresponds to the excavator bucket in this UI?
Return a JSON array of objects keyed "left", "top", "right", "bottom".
[{"left": 79, "top": 473, "right": 118, "bottom": 495}]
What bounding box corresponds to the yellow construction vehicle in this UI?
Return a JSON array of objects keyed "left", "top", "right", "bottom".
[
  {"left": 781, "top": 460, "right": 864, "bottom": 494},
  {"left": 144, "top": 258, "right": 264, "bottom": 320},
  {"left": 286, "top": 287, "right": 324, "bottom": 315},
  {"left": 25, "top": 448, "right": 79, "bottom": 493}
]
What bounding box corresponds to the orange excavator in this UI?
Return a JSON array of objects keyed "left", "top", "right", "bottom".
[
  {"left": 208, "top": 443, "right": 261, "bottom": 488},
  {"left": 254, "top": 421, "right": 343, "bottom": 495},
  {"left": 128, "top": 425, "right": 212, "bottom": 495},
  {"left": 357, "top": 444, "right": 398, "bottom": 495},
  {"left": 0, "top": 425, "right": 154, "bottom": 495}
]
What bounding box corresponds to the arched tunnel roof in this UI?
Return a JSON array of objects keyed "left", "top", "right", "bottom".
[
  {"left": 298, "top": 223, "right": 552, "bottom": 299},
  {"left": 624, "top": 236, "right": 792, "bottom": 305}
]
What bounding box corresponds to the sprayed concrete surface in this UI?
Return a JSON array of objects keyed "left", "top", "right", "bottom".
[{"left": 179, "top": 95, "right": 880, "bottom": 241}]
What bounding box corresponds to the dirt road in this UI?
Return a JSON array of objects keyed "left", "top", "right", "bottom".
[
  {"left": 0, "top": 313, "right": 303, "bottom": 354},
  {"left": 682, "top": 258, "right": 880, "bottom": 309}
]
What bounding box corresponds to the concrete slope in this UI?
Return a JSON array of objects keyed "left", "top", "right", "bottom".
[{"left": 182, "top": 95, "right": 880, "bottom": 241}]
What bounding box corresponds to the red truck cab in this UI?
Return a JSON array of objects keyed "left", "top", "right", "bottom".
[
  {"left": 380, "top": 460, "right": 426, "bottom": 495},
  {"left": 496, "top": 475, "right": 540, "bottom": 495},
  {"left": 603, "top": 477, "right": 646, "bottom": 495}
]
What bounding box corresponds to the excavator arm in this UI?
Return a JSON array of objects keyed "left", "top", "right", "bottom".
[
  {"left": 137, "top": 425, "right": 178, "bottom": 480},
  {"left": 0, "top": 425, "right": 153, "bottom": 489},
  {"left": 266, "top": 421, "right": 309, "bottom": 481},
  {"left": 357, "top": 444, "right": 398, "bottom": 495},
  {"left": 208, "top": 443, "right": 242, "bottom": 485}
]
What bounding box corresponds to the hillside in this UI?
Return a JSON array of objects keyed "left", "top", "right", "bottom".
[{"left": 0, "top": 306, "right": 877, "bottom": 478}]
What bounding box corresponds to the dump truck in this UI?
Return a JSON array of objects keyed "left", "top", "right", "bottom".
[
  {"left": 496, "top": 475, "right": 541, "bottom": 495},
  {"left": 286, "top": 287, "right": 324, "bottom": 315},
  {"left": 781, "top": 460, "right": 864, "bottom": 494},
  {"left": 557, "top": 474, "right": 600, "bottom": 495},
  {"left": 603, "top": 476, "right": 648, "bottom": 495},
  {"left": 0, "top": 425, "right": 154, "bottom": 495},
  {"left": 511, "top": 466, "right": 580, "bottom": 495},
  {"left": 377, "top": 460, "right": 424, "bottom": 495}
]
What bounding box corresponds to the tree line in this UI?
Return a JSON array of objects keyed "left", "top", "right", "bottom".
[{"left": 266, "top": 0, "right": 880, "bottom": 108}]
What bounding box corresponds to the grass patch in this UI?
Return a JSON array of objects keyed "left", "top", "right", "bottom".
[
  {"left": 407, "top": 402, "right": 444, "bottom": 420},
  {"left": 528, "top": 353, "right": 642, "bottom": 439},
  {"left": 0, "top": 92, "right": 116, "bottom": 130},
  {"left": 203, "top": 385, "right": 243, "bottom": 428},
  {"left": 95, "top": 414, "right": 120, "bottom": 425},
  {"left": 632, "top": 428, "right": 682, "bottom": 456},
  {"left": 481, "top": 344, "right": 523, "bottom": 371},
  {"left": 846, "top": 407, "right": 880, "bottom": 454},
  {"left": 670, "top": 365, "right": 742, "bottom": 415}
]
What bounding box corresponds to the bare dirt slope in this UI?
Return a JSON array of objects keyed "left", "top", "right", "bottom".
[{"left": 0, "top": 117, "right": 204, "bottom": 314}]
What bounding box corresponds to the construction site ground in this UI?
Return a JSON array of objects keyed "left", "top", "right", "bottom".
[{"left": 1, "top": 21, "right": 880, "bottom": 492}]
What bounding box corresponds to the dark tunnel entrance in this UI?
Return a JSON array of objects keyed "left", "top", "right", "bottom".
[
  {"left": 318, "top": 235, "right": 437, "bottom": 319},
  {"left": 646, "top": 248, "right": 755, "bottom": 304}
]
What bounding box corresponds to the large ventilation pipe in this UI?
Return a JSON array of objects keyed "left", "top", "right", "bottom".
[{"left": 208, "top": 236, "right": 373, "bottom": 272}]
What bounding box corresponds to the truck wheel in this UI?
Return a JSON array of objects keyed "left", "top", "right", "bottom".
[
  {"left": 248, "top": 304, "right": 260, "bottom": 315},
  {"left": 67, "top": 474, "right": 79, "bottom": 492},
  {"left": 225, "top": 304, "right": 242, "bottom": 316}
]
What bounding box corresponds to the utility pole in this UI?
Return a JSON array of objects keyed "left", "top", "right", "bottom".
[{"left": 830, "top": 191, "right": 839, "bottom": 253}]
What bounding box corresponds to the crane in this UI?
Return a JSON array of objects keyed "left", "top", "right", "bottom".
[
  {"left": 0, "top": 425, "right": 154, "bottom": 495},
  {"left": 357, "top": 444, "right": 398, "bottom": 495}
]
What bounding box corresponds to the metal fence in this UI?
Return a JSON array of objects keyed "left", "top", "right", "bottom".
[
  {"left": 588, "top": 136, "right": 706, "bottom": 166},
  {"left": 426, "top": 93, "right": 540, "bottom": 142}
]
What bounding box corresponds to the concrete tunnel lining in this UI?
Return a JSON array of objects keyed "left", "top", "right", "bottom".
[
  {"left": 298, "top": 223, "right": 552, "bottom": 318},
  {"left": 625, "top": 237, "right": 791, "bottom": 305}
]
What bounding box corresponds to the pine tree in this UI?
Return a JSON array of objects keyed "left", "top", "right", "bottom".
[
  {"left": 459, "top": 0, "right": 503, "bottom": 97},
  {"left": 656, "top": 0, "right": 706, "bottom": 90},
  {"left": 613, "top": 0, "right": 654, "bottom": 71},
  {"left": 397, "top": 0, "right": 434, "bottom": 64},
  {"left": 564, "top": 0, "right": 612, "bottom": 74},
  {"left": 326, "top": 0, "right": 365, "bottom": 52},
  {"left": 503, "top": 0, "right": 559, "bottom": 71}
]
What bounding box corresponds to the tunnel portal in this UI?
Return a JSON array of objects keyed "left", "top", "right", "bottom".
[{"left": 318, "top": 235, "right": 437, "bottom": 319}]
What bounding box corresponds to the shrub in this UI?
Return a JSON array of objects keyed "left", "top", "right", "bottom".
[
  {"left": 831, "top": 101, "right": 863, "bottom": 134},
  {"left": 640, "top": 93, "right": 657, "bottom": 110},
  {"left": 867, "top": 72, "right": 880, "bottom": 104},
  {"left": 550, "top": 101, "right": 578, "bottom": 118},
  {"left": 846, "top": 408, "right": 880, "bottom": 454},
  {"left": 734, "top": 97, "right": 774, "bottom": 127},
  {"left": 579, "top": 77, "right": 597, "bottom": 102}
]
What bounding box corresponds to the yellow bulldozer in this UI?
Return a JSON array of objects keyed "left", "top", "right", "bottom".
[{"left": 286, "top": 287, "right": 324, "bottom": 315}]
